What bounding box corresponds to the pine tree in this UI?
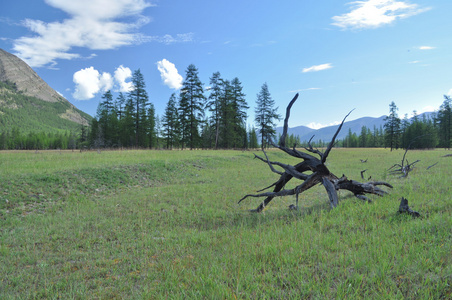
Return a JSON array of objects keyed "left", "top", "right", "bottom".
[
  {"left": 147, "top": 103, "right": 156, "bottom": 148},
  {"left": 162, "top": 93, "right": 180, "bottom": 149},
  {"left": 120, "top": 94, "right": 136, "bottom": 147},
  {"left": 254, "top": 83, "right": 281, "bottom": 149},
  {"left": 404, "top": 113, "right": 438, "bottom": 149},
  {"left": 219, "top": 79, "right": 233, "bottom": 148},
  {"left": 154, "top": 115, "right": 162, "bottom": 149},
  {"left": 384, "top": 101, "right": 401, "bottom": 151},
  {"left": 128, "top": 69, "right": 150, "bottom": 147},
  {"left": 358, "top": 126, "right": 368, "bottom": 147},
  {"left": 206, "top": 72, "right": 223, "bottom": 149},
  {"left": 179, "top": 64, "right": 206, "bottom": 150},
  {"left": 115, "top": 92, "right": 126, "bottom": 120},
  {"left": 230, "top": 77, "right": 249, "bottom": 148},
  {"left": 436, "top": 95, "right": 452, "bottom": 149},
  {"left": 96, "top": 90, "right": 119, "bottom": 147},
  {"left": 248, "top": 126, "right": 259, "bottom": 148}
]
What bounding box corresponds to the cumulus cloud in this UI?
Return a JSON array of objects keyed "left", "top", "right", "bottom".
[
  {"left": 100, "top": 72, "right": 114, "bottom": 92},
  {"left": 114, "top": 65, "right": 134, "bottom": 92},
  {"left": 12, "top": 0, "right": 193, "bottom": 68},
  {"left": 302, "top": 63, "right": 333, "bottom": 73},
  {"left": 73, "top": 65, "right": 133, "bottom": 100},
  {"left": 332, "top": 0, "right": 430, "bottom": 30},
  {"left": 156, "top": 59, "right": 183, "bottom": 90},
  {"left": 73, "top": 67, "right": 110, "bottom": 100}
]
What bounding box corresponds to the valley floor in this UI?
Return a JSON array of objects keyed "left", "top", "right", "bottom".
[{"left": 0, "top": 149, "right": 451, "bottom": 299}]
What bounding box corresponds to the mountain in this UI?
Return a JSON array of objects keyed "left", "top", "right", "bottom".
[
  {"left": 276, "top": 112, "right": 435, "bottom": 143},
  {"left": 0, "top": 48, "right": 91, "bottom": 133}
]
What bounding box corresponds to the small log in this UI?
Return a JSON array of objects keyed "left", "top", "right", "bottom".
[{"left": 426, "top": 162, "right": 438, "bottom": 170}]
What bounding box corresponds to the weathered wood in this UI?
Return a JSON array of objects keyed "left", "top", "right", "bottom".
[
  {"left": 360, "top": 169, "right": 367, "bottom": 179},
  {"left": 389, "top": 136, "right": 427, "bottom": 178},
  {"left": 398, "top": 197, "right": 420, "bottom": 217},
  {"left": 427, "top": 162, "right": 438, "bottom": 170},
  {"left": 239, "top": 94, "right": 392, "bottom": 212}
]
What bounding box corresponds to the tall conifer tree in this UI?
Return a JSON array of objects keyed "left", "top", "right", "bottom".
[
  {"left": 206, "top": 72, "right": 223, "bottom": 149},
  {"left": 230, "top": 77, "right": 248, "bottom": 148},
  {"left": 179, "top": 64, "right": 206, "bottom": 150},
  {"left": 128, "top": 69, "right": 150, "bottom": 147},
  {"left": 384, "top": 101, "right": 401, "bottom": 151},
  {"left": 436, "top": 95, "right": 452, "bottom": 149},
  {"left": 162, "top": 93, "right": 180, "bottom": 149},
  {"left": 254, "top": 83, "right": 281, "bottom": 149}
]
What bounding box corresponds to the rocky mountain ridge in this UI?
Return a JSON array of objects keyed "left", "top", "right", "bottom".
[{"left": 0, "top": 48, "right": 90, "bottom": 127}]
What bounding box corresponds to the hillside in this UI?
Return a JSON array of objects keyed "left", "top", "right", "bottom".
[
  {"left": 0, "top": 81, "right": 91, "bottom": 133},
  {"left": 0, "top": 48, "right": 91, "bottom": 133}
]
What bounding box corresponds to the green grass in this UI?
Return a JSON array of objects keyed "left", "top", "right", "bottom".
[{"left": 0, "top": 148, "right": 451, "bottom": 299}]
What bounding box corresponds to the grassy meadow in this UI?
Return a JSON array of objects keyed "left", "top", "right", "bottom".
[{"left": 0, "top": 148, "right": 451, "bottom": 299}]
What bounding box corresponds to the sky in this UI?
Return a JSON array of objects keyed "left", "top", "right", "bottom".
[{"left": 1, "top": 0, "right": 451, "bottom": 129}]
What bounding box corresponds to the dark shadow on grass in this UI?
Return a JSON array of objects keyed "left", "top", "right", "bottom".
[{"left": 189, "top": 201, "right": 331, "bottom": 231}]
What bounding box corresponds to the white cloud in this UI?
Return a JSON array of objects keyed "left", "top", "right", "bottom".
[
  {"left": 419, "top": 105, "right": 435, "bottom": 113},
  {"left": 12, "top": 0, "right": 193, "bottom": 68},
  {"left": 332, "top": 0, "right": 430, "bottom": 30},
  {"left": 100, "top": 72, "right": 114, "bottom": 92},
  {"left": 156, "top": 59, "right": 183, "bottom": 90},
  {"left": 302, "top": 63, "right": 333, "bottom": 73},
  {"left": 306, "top": 121, "right": 342, "bottom": 130},
  {"left": 44, "top": 0, "right": 152, "bottom": 19},
  {"left": 448, "top": 89, "right": 452, "bottom": 96},
  {"left": 73, "top": 67, "right": 111, "bottom": 100},
  {"left": 418, "top": 46, "right": 435, "bottom": 50},
  {"left": 73, "top": 65, "right": 133, "bottom": 100},
  {"left": 114, "top": 65, "right": 133, "bottom": 92}
]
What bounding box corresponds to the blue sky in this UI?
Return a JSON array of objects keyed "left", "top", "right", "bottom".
[{"left": 1, "top": 0, "right": 451, "bottom": 129}]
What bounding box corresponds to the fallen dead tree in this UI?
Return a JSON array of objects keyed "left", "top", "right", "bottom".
[
  {"left": 388, "top": 138, "right": 423, "bottom": 178},
  {"left": 238, "top": 94, "right": 393, "bottom": 212}
]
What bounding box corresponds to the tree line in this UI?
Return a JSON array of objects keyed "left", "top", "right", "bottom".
[
  {"left": 1, "top": 62, "right": 451, "bottom": 150},
  {"left": 0, "top": 128, "right": 81, "bottom": 150},
  {"left": 87, "top": 65, "right": 281, "bottom": 150},
  {"left": 338, "top": 96, "right": 451, "bottom": 150}
]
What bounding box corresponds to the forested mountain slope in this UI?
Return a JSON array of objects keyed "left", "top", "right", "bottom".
[{"left": 0, "top": 48, "right": 91, "bottom": 134}]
